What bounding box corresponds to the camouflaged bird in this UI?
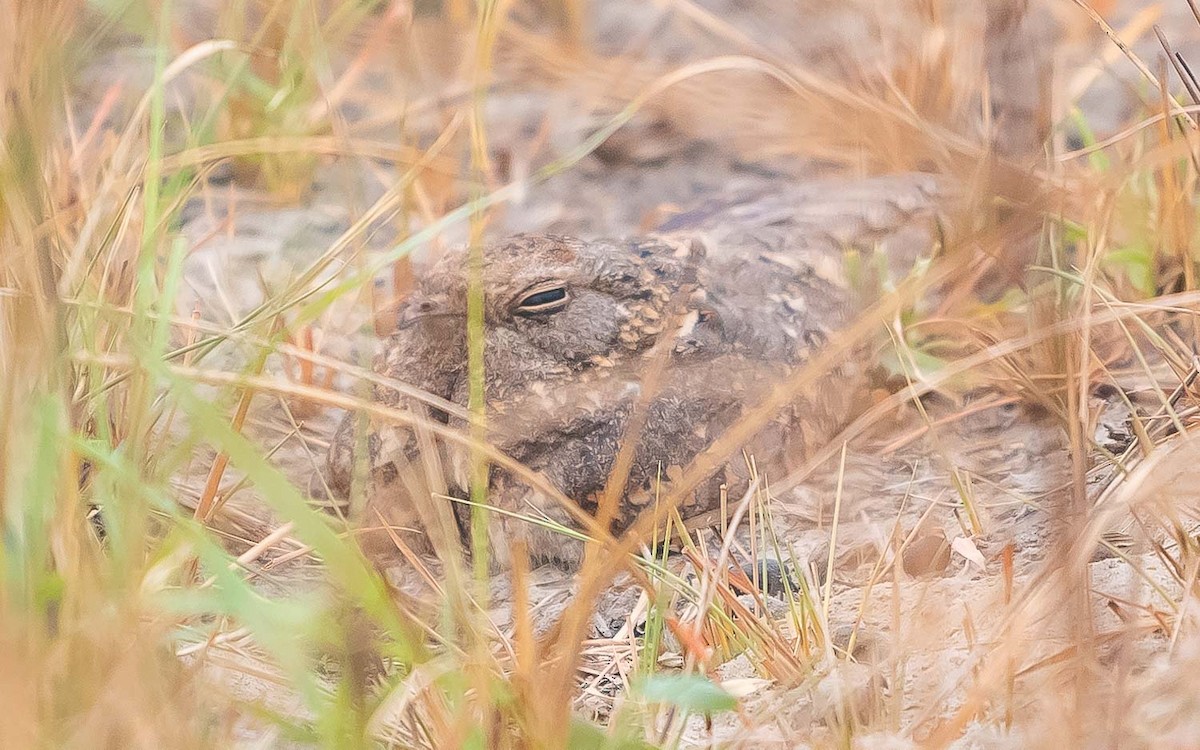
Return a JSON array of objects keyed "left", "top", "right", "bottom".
[
  {"left": 324, "top": 174, "right": 948, "bottom": 567},
  {"left": 317, "top": 0, "right": 1058, "bottom": 568}
]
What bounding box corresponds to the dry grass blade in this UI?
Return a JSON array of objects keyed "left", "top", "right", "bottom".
[
  {"left": 1068, "top": 0, "right": 1198, "bottom": 130},
  {"left": 15, "top": 1, "right": 1200, "bottom": 747},
  {"left": 1157, "top": 25, "right": 1200, "bottom": 106}
]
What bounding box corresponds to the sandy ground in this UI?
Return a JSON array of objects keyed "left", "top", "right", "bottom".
[{"left": 74, "top": 0, "right": 1200, "bottom": 744}]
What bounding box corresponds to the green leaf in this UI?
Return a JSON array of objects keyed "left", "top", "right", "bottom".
[
  {"left": 638, "top": 674, "right": 737, "bottom": 714},
  {"left": 1060, "top": 218, "right": 1089, "bottom": 247},
  {"left": 1105, "top": 244, "right": 1156, "bottom": 296},
  {"left": 1068, "top": 106, "right": 1110, "bottom": 173},
  {"left": 566, "top": 717, "right": 657, "bottom": 750}
]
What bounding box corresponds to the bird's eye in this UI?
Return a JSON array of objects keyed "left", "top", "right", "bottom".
[{"left": 514, "top": 284, "right": 570, "bottom": 316}]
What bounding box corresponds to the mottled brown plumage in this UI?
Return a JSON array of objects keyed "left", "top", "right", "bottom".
[{"left": 324, "top": 174, "right": 946, "bottom": 567}]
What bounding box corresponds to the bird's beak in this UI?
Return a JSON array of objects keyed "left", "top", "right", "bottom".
[{"left": 396, "top": 297, "right": 453, "bottom": 329}]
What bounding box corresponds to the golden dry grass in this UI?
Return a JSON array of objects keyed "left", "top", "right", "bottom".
[{"left": 5, "top": 0, "right": 1200, "bottom": 748}]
